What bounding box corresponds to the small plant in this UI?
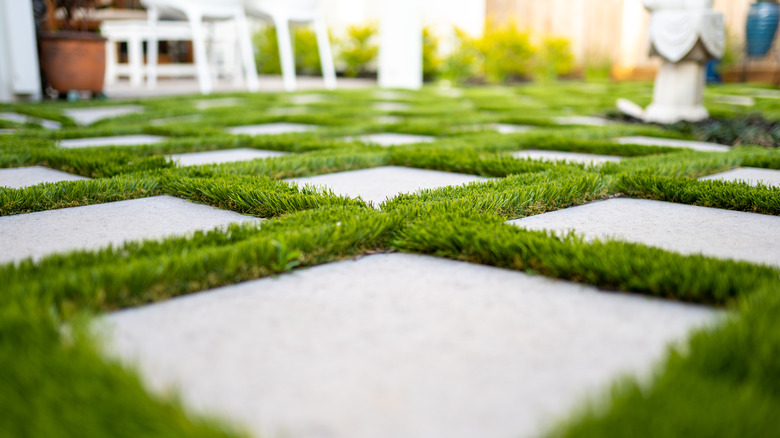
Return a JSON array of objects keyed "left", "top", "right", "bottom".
[
  {"left": 337, "top": 23, "right": 379, "bottom": 77},
  {"left": 533, "top": 36, "right": 575, "bottom": 82},
  {"left": 478, "top": 21, "right": 536, "bottom": 83},
  {"left": 423, "top": 26, "right": 442, "bottom": 82},
  {"left": 45, "top": 0, "right": 98, "bottom": 32},
  {"left": 582, "top": 50, "right": 614, "bottom": 82},
  {"left": 252, "top": 25, "right": 323, "bottom": 76},
  {"left": 441, "top": 26, "right": 482, "bottom": 84}
]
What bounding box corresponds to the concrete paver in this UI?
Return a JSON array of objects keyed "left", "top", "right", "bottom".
[
  {"left": 509, "top": 198, "right": 780, "bottom": 268},
  {"left": 102, "top": 253, "right": 716, "bottom": 438}
]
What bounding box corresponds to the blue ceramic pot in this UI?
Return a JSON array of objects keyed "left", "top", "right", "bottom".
[{"left": 746, "top": 1, "right": 780, "bottom": 57}]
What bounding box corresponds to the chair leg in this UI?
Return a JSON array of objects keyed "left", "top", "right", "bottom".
[
  {"left": 187, "top": 10, "right": 213, "bottom": 95},
  {"left": 105, "top": 39, "right": 117, "bottom": 85},
  {"left": 146, "top": 6, "right": 159, "bottom": 89},
  {"left": 274, "top": 16, "right": 297, "bottom": 92},
  {"left": 128, "top": 34, "right": 143, "bottom": 87},
  {"left": 314, "top": 19, "right": 337, "bottom": 90},
  {"left": 234, "top": 10, "right": 260, "bottom": 92}
]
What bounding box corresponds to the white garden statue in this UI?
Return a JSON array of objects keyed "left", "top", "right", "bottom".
[{"left": 620, "top": 0, "right": 725, "bottom": 123}]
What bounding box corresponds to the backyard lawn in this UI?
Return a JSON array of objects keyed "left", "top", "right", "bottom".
[{"left": 1, "top": 81, "right": 779, "bottom": 437}]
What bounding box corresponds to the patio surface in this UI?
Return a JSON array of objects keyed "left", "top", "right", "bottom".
[{"left": 1, "top": 80, "right": 779, "bottom": 438}]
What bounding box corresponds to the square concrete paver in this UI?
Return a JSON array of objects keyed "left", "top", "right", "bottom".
[
  {"left": 0, "top": 195, "right": 259, "bottom": 265},
  {"left": 101, "top": 253, "right": 715, "bottom": 438},
  {"left": 169, "top": 148, "right": 289, "bottom": 167},
  {"left": 64, "top": 105, "right": 144, "bottom": 126},
  {"left": 494, "top": 124, "right": 534, "bottom": 134},
  {"left": 700, "top": 167, "right": 780, "bottom": 188},
  {"left": 512, "top": 150, "right": 622, "bottom": 165},
  {"left": 616, "top": 136, "right": 730, "bottom": 152},
  {"left": 554, "top": 116, "right": 613, "bottom": 126},
  {"left": 289, "top": 166, "right": 487, "bottom": 207},
  {"left": 373, "top": 102, "right": 410, "bottom": 112},
  {"left": 228, "top": 123, "right": 318, "bottom": 136},
  {"left": 509, "top": 198, "right": 780, "bottom": 268},
  {"left": 195, "top": 98, "right": 244, "bottom": 110},
  {"left": 287, "top": 94, "right": 326, "bottom": 105},
  {"left": 0, "top": 112, "right": 62, "bottom": 130},
  {"left": 0, "top": 166, "right": 89, "bottom": 189},
  {"left": 352, "top": 133, "right": 435, "bottom": 147},
  {"left": 150, "top": 114, "right": 202, "bottom": 126},
  {"left": 58, "top": 135, "right": 166, "bottom": 149}
]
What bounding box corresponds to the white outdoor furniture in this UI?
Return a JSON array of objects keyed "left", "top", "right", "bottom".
[
  {"left": 141, "top": 0, "right": 259, "bottom": 94},
  {"left": 102, "top": 20, "right": 193, "bottom": 87},
  {"left": 242, "top": 0, "right": 336, "bottom": 91}
]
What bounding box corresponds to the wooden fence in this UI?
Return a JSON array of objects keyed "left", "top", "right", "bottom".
[{"left": 486, "top": 0, "right": 777, "bottom": 81}]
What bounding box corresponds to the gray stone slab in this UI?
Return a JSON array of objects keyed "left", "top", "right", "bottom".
[
  {"left": 195, "top": 98, "right": 244, "bottom": 110},
  {"left": 228, "top": 123, "right": 318, "bottom": 136},
  {"left": 101, "top": 253, "right": 716, "bottom": 438},
  {"left": 373, "top": 102, "right": 410, "bottom": 112},
  {"left": 0, "top": 166, "right": 89, "bottom": 189},
  {"left": 508, "top": 198, "right": 780, "bottom": 268},
  {"left": 352, "top": 133, "right": 435, "bottom": 147},
  {"left": 493, "top": 124, "right": 534, "bottom": 134},
  {"left": 0, "top": 112, "right": 61, "bottom": 130},
  {"left": 267, "top": 106, "right": 308, "bottom": 116},
  {"left": 375, "top": 115, "right": 403, "bottom": 124},
  {"left": 169, "top": 148, "right": 289, "bottom": 167},
  {"left": 0, "top": 129, "right": 15, "bottom": 135},
  {"left": 699, "top": 167, "right": 780, "bottom": 188},
  {"left": 512, "top": 150, "right": 622, "bottom": 165},
  {"left": 373, "top": 90, "right": 410, "bottom": 100},
  {"left": 553, "top": 116, "right": 613, "bottom": 126},
  {"left": 712, "top": 94, "right": 755, "bottom": 107},
  {"left": 0, "top": 195, "right": 259, "bottom": 265},
  {"left": 149, "top": 114, "right": 202, "bottom": 126},
  {"left": 64, "top": 105, "right": 144, "bottom": 126},
  {"left": 616, "top": 136, "right": 730, "bottom": 152},
  {"left": 58, "top": 134, "right": 166, "bottom": 149},
  {"left": 287, "top": 94, "right": 326, "bottom": 105},
  {"left": 289, "top": 166, "right": 487, "bottom": 207}
]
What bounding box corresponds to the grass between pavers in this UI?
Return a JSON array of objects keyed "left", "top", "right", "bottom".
[{"left": 2, "top": 83, "right": 780, "bottom": 437}]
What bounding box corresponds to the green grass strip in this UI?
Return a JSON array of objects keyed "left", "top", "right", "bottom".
[
  {"left": 391, "top": 213, "right": 778, "bottom": 305},
  {"left": 617, "top": 173, "right": 780, "bottom": 216}
]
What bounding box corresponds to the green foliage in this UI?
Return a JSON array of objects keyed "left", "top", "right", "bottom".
[
  {"left": 423, "top": 26, "right": 442, "bottom": 81},
  {"left": 534, "top": 36, "right": 576, "bottom": 81},
  {"left": 2, "top": 82, "right": 780, "bottom": 437},
  {"left": 582, "top": 51, "right": 614, "bottom": 82},
  {"left": 337, "top": 23, "right": 379, "bottom": 77},
  {"left": 441, "top": 23, "right": 574, "bottom": 84},
  {"left": 252, "top": 25, "right": 323, "bottom": 76},
  {"left": 440, "top": 27, "right": 482, "bottom": 84},
  {"left": 478, "top": 21, "right": 535, "bottom": 83}
]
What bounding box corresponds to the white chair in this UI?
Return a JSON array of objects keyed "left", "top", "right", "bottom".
[
  {"left": 141, "top": 0, "right": 259, "bottom": 94},
  {"left": 242, "top": 0, "right": 337, "bottom": 91}
]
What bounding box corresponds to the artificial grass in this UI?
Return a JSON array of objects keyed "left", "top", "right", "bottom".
[{"left": 1, "top": 82, "right": 780, "bottom": 437}]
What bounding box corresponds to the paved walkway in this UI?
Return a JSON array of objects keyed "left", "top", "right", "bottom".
[{"left": 2, "top": 95, "right": 779, "bottom": 437}]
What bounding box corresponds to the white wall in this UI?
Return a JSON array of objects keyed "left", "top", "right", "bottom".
[
  {"left": 0, "top": 0, "right": 41, "bottom": 102},
  {"left": 323, "top": 0, "right": 485, "bottom": 39}
]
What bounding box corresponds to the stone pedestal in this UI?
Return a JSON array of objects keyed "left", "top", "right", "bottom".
[
  {"left": 639, "top": 1, "right": 724, "bottom": 124},
  {"left": 645, "top": 61, "right": 708, "bottom": 124}
]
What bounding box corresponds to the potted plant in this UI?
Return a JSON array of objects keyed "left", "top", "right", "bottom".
[
  {"left": 746, "top": 0, "right": 780, "bottom": 57},
  {"left": 37, "top": 0, "right": 106, "bottom": 98}
]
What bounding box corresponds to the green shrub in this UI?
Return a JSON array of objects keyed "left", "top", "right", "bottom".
[
  {"left": 441, "top": 26, "right": 482, "bottom": 84},
  {"left": 337, "top": 23, "right": 379, "bottom": 77},
  {"left": 252, "top": 25, "right": 323, "bottom": 75},
  {"left": 423, "top": 26, "right": 442, "bottom": 82},
  {"left": 534, "top": 36, "right": 575, "bottom": 82},
  {"left": 478, "top": 21, "right": 536, "bottom": 83}
]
